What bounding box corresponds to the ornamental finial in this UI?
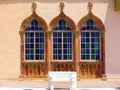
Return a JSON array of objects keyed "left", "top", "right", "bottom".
[
  {"left": 32, "top": 2, "right": 37, "bottom": 11},
  {"left": 88, "top": 2, "right": 93, "bottom": 11},
  {"left": 59, "top": 2, "right": 65, "bottom": 11}
]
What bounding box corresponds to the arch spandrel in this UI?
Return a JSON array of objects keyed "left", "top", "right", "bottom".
[
  {"left": 77, "top": 12, "right": 105, "bottom": 31},
  {"left": 20, "top": 3, "right": 48, "bottom": 32},
  {"left": 49, "top": 2, "right": 76, "bottom": 30}
]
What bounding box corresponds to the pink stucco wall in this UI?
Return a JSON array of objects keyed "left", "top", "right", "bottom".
[{"left": 0, "top": 0, "right": 120, "bottom": 79}]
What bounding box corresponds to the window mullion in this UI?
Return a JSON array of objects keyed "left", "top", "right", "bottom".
[
  {"left": 34, "top": 32, "right": 36, "bottom": 60},
  {"left": 90, "top": 32, "right": 91, "bottom": 60},
  {"left": 62, "top": 32, "right": 63, "bottom": 60}
]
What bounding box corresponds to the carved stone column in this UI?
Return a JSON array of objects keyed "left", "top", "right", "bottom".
[
  {"left": 19, "top": 31, "right": 25, "bottom": 78},
  {"left": 73, "top": 30, "right": 80, "bottom": 80},
  {"left": 101, "top": 31, "right": 107, "bottom": 80},
  {"left": 46, "top": 29, "right": 52, "bottom": 74}
]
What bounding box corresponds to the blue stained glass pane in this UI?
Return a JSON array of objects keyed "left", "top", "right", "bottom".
[
  {"left": 30, "top": 38, "right": 34, "bottom": 43},
  {"left": 30, "top": 33, "right": 34, "bottom": 37},
  {"left": 96, "top": 49, "right": 100, "bottom": 54},
  {"left": 40, "top": 49, "right": 44, "bottom": 54},
  {"left": 40, "top": 55, "right": 44, "bottom": 60},
  {"left": 35, "top": 55, "right": 39, "bottom": 60},
  {"left": 67, "top": 27, "right": 72, "bottom": 30},
  {"left": 30, "top": 50, "right": 34, "bottom": 54},
  {"left": 30, "top": 55, "right": 34, "bottom": 60},
  {"left": 36, "top": 38, "right": 39, "bottom": 43},
  {"left": 64, "top": 50, "right": 67, "bottom": 54},
  {"left": 81, "top": 27, "right": 86, "bottom": 30},
  {"left": 96, "top": 32, "right": 100, "bottom": 37},
  {"left": 86, "top": 38, "right": 89, "bottom": 42},
  {"left": 68, "top": 38, "right": 72, "bottom": 42},
  {"left": 39, "top": 32, "right": 44, "bottom": 37},
  {"left": 59, "top": 26, "right": 63, "bottom": 30},
  {"left": 58, "top": 38, "right": 62, "bottom": 42},
  {"left": 58, "top": 32, "right": 62, "bottom": 37},
  {"left": 81, "top": 38, "right": 85, "bottom": 43},
  {"left": 62, "top": 26, "right": 66, "bottom": 30},
  {"left": 91, "top": 44, "right": 95, "bottom": 48},
  {"left": 58, "top": 44, "right": 62, "bottom": 48},
  {"left": 91, "top": 32, "right": 95, "bottom": 37},
  {"left": 53, "top": 38, "right": 57, "bottom": 43},
  {"left": 63, "top": 33, "right": 67, "bottom": 37},
  {"left": 63, "top": 44, "right": 67, "bottom": 48},
  {"left": 91, "top": 49, "right": 95, "bottom": 54},
  {"left": 34, "top": 20, "right": 38, "bottom": 25},
  {"left": 53, "top": 33, "right": 57, "bottom": 37},
  {"left": 64, "top": 55, "right": 67, "bottom": 60},
  {"left": 34, "top": 26, "right": 38, "bottom": 30},
  {"left": 91, "top": 55, "right": 95, "bottom": 59},
  {"left": 25, "top": 27, "right": 30, "bottom": 31},
  {"left": 87, "top": 26, "right": 90, "bottom": 30},
  {"left": 86, "top": 55, "right": 90, "bottom": 59},
  {"left": 53, "top": 44, "right": 57, "bottom": 48},
  {"left": 86, "top": 32, "right": 89, "bottom": 37},
  {"left": 36, "top": 50, "right": 39, "bottom": 54},
  {"left": 40, "top": 38, "right": 44, "bottom": 42},
  {"left": 68, "top": 44, "right": 72, "bottom": 48},
  {"left": 86, "top": 49, "right": 90, "bottom": 54},
  {"left": 53, "top": 50, "right": 57, "bottom": 54},
  {"left": 81, "top": 55, "right": 85, "bottom": 59},
  {"left": 63, "top": 38, "right": 67, "bottom": 42},
  {"left": 59, "top": 19, "right": 66, "bottom": 25},
  {"left": 58, "top": 50, "right": 62, "bottom": 54},
  {"left": 39, "top": 27, "right": 44, "bottom": 30},
  {"left": 81, "top": 32, "right": 86, "bottom": 37},
  {"left": 30, "top": 44, "right": 34, "bottom": 48},
  {"left": 96, "top": 55, "right": 100, "bottom": 60},
  {"left": 89, "top": 26, "right": 94, "bottom": 30},
  {"left": 86, "top": 19, "right": 94, "bottom": 25},
  {"left": 59, "top": 20, "right": 62, "bottom": 25},
  {"left": 81, "top": 44, "right": 85, "bottom": 48},
  {"left": 31, "top": 20, "right": 34, "bottom": 25},
  {"left": 25, "top": 44, "right": 29, "bottom": 48},
  {"left": 36, "top": 44, "right": 39, "bottom": 48},
  {"left": 68, "top": 32, "right": 72, "bottom": 37},
  {"left": 25, "top": 50, "right": 29, "bottom": 54},
  {"left": 86, "top": 44, "right": 89, "bottom": 48},
  {"left": 58, "top": 55, "right": 62, "bottom": 59},
  {"left": 31, "top": 26, "right": 34, "bottom": 30},
  {"left": 81, "top": 49, "right": 85, "bottom": 54},
  {"left": 91, "top": 38, "right": 95, "bottom": 42},
  {"left": 36, "top": 33, "right": 39, "bottom": 37}
]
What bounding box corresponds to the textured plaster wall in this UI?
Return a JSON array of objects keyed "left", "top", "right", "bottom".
[{"left": 0, "top": 0, "right": 120, "bottom": 79}]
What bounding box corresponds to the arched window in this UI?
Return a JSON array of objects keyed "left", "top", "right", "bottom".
[
  {"left": 25, "top": 19, "right": 45, "bottom": 60},
  {"left": 20, "top": 2, "right": 48, "bottom": 78},
  {"left": 81, "top": 18, "right": 100, "bottom": 60},
  {"left": 53, "top": 18, "right": 72, "bottom": 60},
  {"left": 77, "top": 2, "right": 106, "bottom": 78}
]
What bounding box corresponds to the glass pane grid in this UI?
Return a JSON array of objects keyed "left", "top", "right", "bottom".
[
  {"left": 53, "top": 32, "right": 72, "bottom": 60},
  {"left": 81, "top": 31, "right": 100, "bottom": 60},
  {"left": 25, "top": 32, "right": 45, "bottom": 60}
]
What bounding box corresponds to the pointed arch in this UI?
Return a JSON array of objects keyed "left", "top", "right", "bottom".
[
  {"left": 77, "top": 2, "right": 106, "bottom": 78},
  {"left": 19, "top": 3, "right": 48, "bottom": 78}
]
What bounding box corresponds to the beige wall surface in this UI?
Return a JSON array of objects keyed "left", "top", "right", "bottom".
[{"left": 0, "top": 0, "right": 120, "bottom": 79}]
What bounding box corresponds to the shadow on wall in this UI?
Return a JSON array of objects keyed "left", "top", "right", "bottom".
[{"left": 0, "top": 0, "right": 108, "bottom": 3}]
